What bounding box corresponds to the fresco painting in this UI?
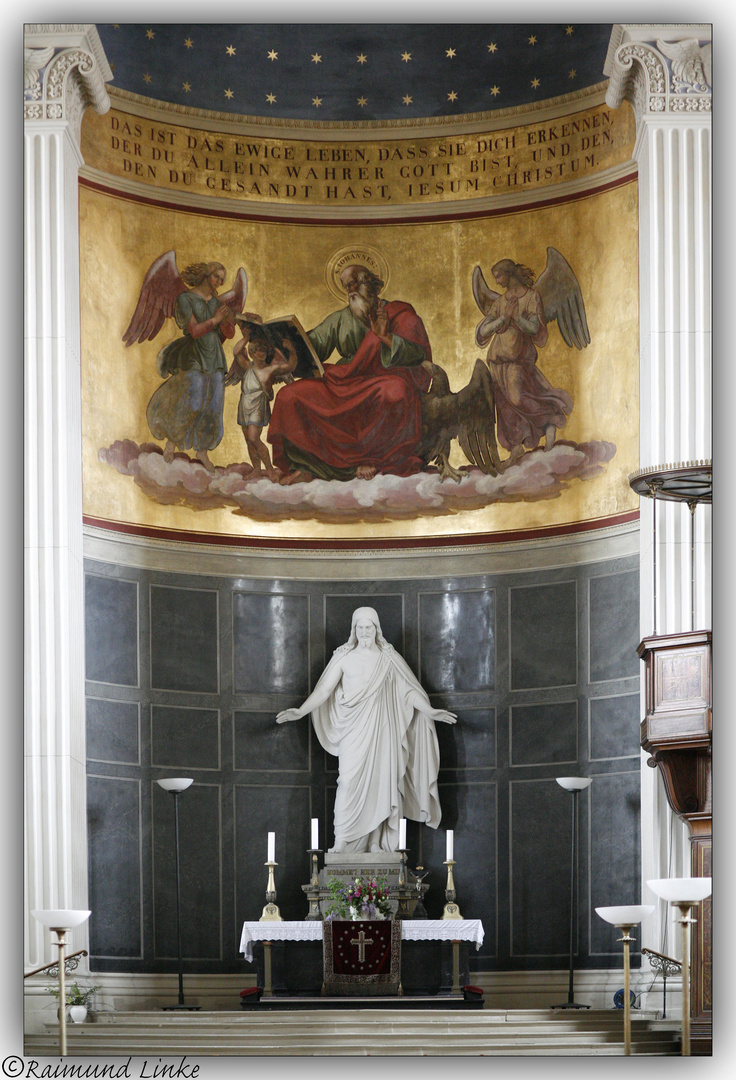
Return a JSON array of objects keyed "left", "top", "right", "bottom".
[{"left": 81, "top": 174, "right": 638, "bottom": 540}]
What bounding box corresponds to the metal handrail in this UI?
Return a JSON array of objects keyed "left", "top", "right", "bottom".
[
  {"left": 641, "top": 947, "right": 682, "bottom": 1020},
  {"left": 24, "top": 949, "right": 89, "bottom": 979}
]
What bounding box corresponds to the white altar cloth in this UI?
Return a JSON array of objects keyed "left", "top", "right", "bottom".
[{"left": 239, "top": 919, "right": 484, "bottom": 962}]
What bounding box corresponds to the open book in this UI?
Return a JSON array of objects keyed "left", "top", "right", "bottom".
[{"left": 235, "top": 314, "right": 324, "bottom": 380}]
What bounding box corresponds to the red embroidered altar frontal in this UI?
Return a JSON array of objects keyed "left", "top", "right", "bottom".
[{"left": 323, "top": 919, "right": 401, "bottom": 996}]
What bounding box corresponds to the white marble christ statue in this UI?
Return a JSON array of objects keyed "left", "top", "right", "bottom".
[{"left": 276, "top": 606, "right": 456, "bottom": 853}]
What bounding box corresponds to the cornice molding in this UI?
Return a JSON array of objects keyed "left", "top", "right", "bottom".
[
  {"left": 24, "top": 24, "right": 112, "bottom": 145},
  {"left": 604, "top": 24, "right": 711, "bottom": 129}
]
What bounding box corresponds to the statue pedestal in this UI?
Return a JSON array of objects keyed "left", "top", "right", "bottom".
[{"left": 321, "top": 852, "right": 402, "bottom": 889}]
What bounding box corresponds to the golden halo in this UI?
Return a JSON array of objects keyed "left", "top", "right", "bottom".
[{"left": 325, "top": 245, "right": 390, "bottom": 303}]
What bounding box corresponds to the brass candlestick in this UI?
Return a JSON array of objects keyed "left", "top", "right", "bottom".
[
  {"left": 259, "top": 860, "right": 283, "bottom": 922},
  {"left": 396, "top": 849, "right": 411, "bottom": 919},
  {"left": 302, "top": 849, "right": 323, "bottom": 921},
  {"left": 442, "top": 859, "right": 463, "bottom": 920}
]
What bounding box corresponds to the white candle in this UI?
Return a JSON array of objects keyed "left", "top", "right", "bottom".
[
  {"left": 446, "top": 830, "right": 454, "bottom": 861},
  {"left": 399, "top": 818, "right": 406, "bottom": 849},
  {"left": 311, "top": 818, "right": 319, "bottom": 849},
  {"left": 267, "top": 832, "right": 275, "bottom": 863}
]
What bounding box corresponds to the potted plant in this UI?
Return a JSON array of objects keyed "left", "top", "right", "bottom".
[
  {"left": 324, "top": 876, "right": 393, "bottom": 921},
  {"left": 46, "top": 981, "right": 101, "bottom": 1023}
]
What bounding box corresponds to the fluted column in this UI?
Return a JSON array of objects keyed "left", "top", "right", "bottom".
[
  {"left": 604, "top": 24, "right": 712, "bottom": 1019},
  {"left": 24, "top": 24, "right": 111, "bottom": 969}
]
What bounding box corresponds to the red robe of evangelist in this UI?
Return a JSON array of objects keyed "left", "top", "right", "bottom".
[{"left": 268, "top": 301, "right": 432, "bottom": 477}]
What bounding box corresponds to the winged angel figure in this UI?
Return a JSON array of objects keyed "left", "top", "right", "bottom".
[
  {"left": 123, "top": 251, "right": 248, "bottom": 472},
  {"left": 471, "top": 247, "right": 590, "bottom": 467}
]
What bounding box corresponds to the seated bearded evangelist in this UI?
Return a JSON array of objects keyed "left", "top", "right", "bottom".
[{"left": 276, "top": 607, "right": 456, "bottom": 853}]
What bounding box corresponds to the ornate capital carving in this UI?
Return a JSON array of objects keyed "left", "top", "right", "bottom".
[
  {"left": 604, "top": 25, "right": 711, "bottom": 128},
  {"left": 24, "top": 25, "right": 111, "bottom": 145}
]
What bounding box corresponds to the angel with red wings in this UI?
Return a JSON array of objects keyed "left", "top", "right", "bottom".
[
  {"left": 472, "top": 247, "right": 590, "bottom": 467},
  {"left": 123, "top": 251, "right": 249, "bottom": 472}
]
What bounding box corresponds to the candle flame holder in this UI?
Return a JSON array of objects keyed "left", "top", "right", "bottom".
[
  {"left": 442, "top": 859, "right": 463, "bottom": 920},
  {"left": 259, "top": 861, "right": 284, "bottom": 922}
]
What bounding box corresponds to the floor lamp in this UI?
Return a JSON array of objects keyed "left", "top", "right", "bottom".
[
  {"left": 553, "top": 776, "right": 592, "bottom": 1008},
  {"left": 647, "top": 877, "right": 712, "bottom": 1056},
  {"left": 595, "top": 905, "right": 654, "bottom": 1054},
  {"left": 157, "top": 778, "right": 200, "bottom": 1010},
  {"left": 32, "top": 909, "right": 91, "bottom": 1056}
]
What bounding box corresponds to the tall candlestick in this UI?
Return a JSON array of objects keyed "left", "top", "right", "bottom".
[
  {"left": 267, "top": 832, "right": 275, "bottom": 863},
  {"left": 311, "top": 818, "right": 319, "bottom": 850},
  {"left": 446, "top": 830, "right": 454, "bottom": 861},
  {"left": 399, "top": 818, "right": 406, "bottom": 849}
]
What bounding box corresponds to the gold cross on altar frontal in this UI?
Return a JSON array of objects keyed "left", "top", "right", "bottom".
[{"left": 350, "top": 930, "right": 374, "bottom": 963}]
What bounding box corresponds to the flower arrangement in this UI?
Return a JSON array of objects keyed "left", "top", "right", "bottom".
[
  {"left": 46, "top": 981, "right": 101, "bottom": 1007},
  {"left": 325, "top": 875, "right": 393, "bottom": 921}
]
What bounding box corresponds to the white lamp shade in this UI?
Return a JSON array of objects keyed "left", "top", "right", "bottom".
[
  {"left": 32, "top": 909, "right": 91, "bottom": 929},
  {"left": 157, "top": 778, "right": 194, "bottom": 792},
  {"left": 595, "top": 904, "right": 655, "bottom": 927},
  {"left": 647, "top": 877, "right": 712, "bottom": 903},
  {"left": 556, "top": 777, "right": 593, "bottom": 792}
]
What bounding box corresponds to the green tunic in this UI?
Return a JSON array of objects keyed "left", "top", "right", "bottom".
[
  {"left": 308, "top": 307, "right": 426, "bottom": 369},
  {"left": 156, "top": 292, "right": 228, "bottom": 377}
]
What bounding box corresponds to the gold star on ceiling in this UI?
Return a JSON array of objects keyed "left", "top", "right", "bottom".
[
  {"left": 267, "top": 50, "right": 278, "bottom": 61},
  {"left": 446, "top": 48, "right": 456, "bottom": 58},
  {"left": 184, "top": 38, "right": 193, "bottom": 49},
  {"left": 566, "top": 26, "right": 574, "bottom": 36},
  {"left": 224, "top": 88, "right": 234, "bottom": 99},
  {"left": 226, "top": 45, "right": 236, "bottom": 56},
  {"left": 182, "top": 82, "right": 191, "bottom": 93},
  {"left": 490, "top": 85, "right": 500, "bottom": 96},
  {"left": 402, "top": 94, "right": 412, "bottom": 105},
  {"left": 145, "top": 29, "right": 155, "bottom": 40},
  {"left": 266, "top": 92, "right": 276, "bottom": 103},
  {"left": 531, "top": 77, "right": 540, "bottom": 88},
  {"left": 311, "top": 53, "right": 322, "bottom": 64},
  {"left": 447, "top": 90, "right": 458, "bottom": 101},
  {"left": 357, "top": 96, "right": 367, "bottom": 107},
  {"left": 357, "top": 53, "right": 367, "bottom": 64},
  {"left": 528, "top": 35, "right": 537, "bottom": 45},
  {"left": 568, "top": 68, "right": 577, "bottom": 79},
  {"left": 143, "top": 72, "right": 152, "bottom": 84},
  {"left": 487, "top": 43, "right": 497, "bottom": 53},
  {"left": 401, "top": 51, "right": 412, "bottom": 63},
  {"left": 312, "top": 96, "right": 322, "bottom": 107}
]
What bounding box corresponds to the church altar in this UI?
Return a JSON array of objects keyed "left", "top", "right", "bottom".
[{"left": 240, "top": 919, "right": 485, "bottom": 997}]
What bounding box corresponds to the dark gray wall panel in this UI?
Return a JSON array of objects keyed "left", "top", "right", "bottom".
[
  {"left": 87, "top": 776, "right": 142, "bottom": 957},
  {"left": 151, "top": 706, "right": 220, "bottom": 771},
  {"left": 437, "top": 707, "right": 496, "bottom": 770},
  {"left": 590, "top": 770, "right": 641, "bottom": 955},
  {"left": 324, "top": 593, "right": 404, "bottom": 657},
  {"left": 235, "top": 783, "right": 312, "bottom": 925},
  {"left": 85, "top": 575, "right": 139, "bottom": 686},
  {"left": 589, "top": 570, "right": 640, "bottom": 682},
  {"left": 86, "top": 698, "right": 140, "bottom": 764},
  {"left": 511, "top": 701, "right": 578, "bottom": 767},
  {"left": 150, "top": 585, "right": 218, "bottom": 693},
  {"left": 233, "top": 592, "right": 309, "bottom": 696},
  {"left": 419, "top": 590, "right": 494, "bottom": 693},
  {"left": 234, "top": 710, "right": 310, "bottom": 772},
  {"left": 510, "top": 779, "right": 576, "bottom": 956},
  {"left": 510, "top": 582, "right": 577, "bottom": 689},
  {"left": 153, "top": 782, "right": 222, "bottom": 959},
  {"left": 590, "top": 694, "right": 641, "bottom": 760}
]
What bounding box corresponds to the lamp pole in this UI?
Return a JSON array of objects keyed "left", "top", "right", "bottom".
[
  {"left": 595, "top": 906, "right": 654, "bottom": 1054},
  {"left": 554, "top": 777, "right": 592, "bottom": 1009},
  {"left": 32, "top": 909, "right": 91, "bottom": 1056},
  {"left": 157, "top": 778, "right": 199, "bottom": 1010}
]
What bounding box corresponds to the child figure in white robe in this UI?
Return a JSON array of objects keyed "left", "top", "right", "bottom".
[{"left": 226, "top": 325, "right": 297, "bottom": 482}]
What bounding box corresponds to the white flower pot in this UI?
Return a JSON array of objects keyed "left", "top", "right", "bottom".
[{"left": 69, "top": 1005, "right": 88, "bottom": 1023}]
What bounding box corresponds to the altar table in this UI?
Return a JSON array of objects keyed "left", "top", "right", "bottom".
[{"left": 240, "top": 919, "right": 484, "bottom": 997}]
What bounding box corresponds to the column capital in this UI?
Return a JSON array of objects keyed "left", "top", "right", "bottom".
[
  {"left": 604, "top": 24, "right": 711, "bottom": 129},
  {"left": 24, "top": 24, "right": 112, "bottom": 147}
]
